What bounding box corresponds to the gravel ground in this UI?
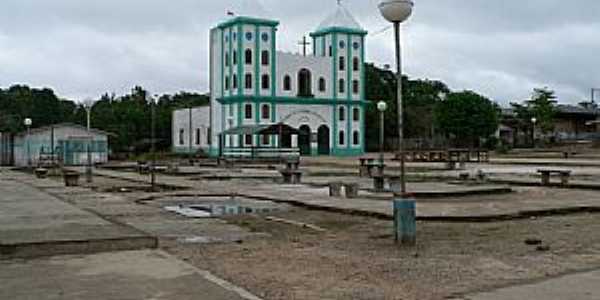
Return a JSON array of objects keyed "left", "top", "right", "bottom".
[{"left": 163, "top": 210, "right": 600, "bottom": 300}]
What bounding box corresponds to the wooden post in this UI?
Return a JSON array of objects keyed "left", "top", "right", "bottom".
[{"left": 394, "top": 198, "right": 416, "bottom": 246}]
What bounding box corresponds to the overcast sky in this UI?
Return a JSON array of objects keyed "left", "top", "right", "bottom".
[{"left": 1, "top": 0, "right": 598, "bottom": 106}]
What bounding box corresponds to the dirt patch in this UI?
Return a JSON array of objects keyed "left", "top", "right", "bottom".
[{"left": 164, "top": 210, "right": 600, "bottom": 300}]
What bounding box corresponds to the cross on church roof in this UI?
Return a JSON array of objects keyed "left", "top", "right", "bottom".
[{"left": 298, "top": 36, "right": 311, "bottom": 56}]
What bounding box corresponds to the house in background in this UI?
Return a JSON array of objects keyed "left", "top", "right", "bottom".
[
  {"left": 12, "top": 123, "right": 111, "bottom": 167},
  {"left": 553, "top": 104, "right": 600, "bottom": 141}
]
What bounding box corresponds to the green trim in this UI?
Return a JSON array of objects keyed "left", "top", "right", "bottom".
[
  {"left": 228, "top": 27, "right": 233, "bottom": 97},
  {"left": 216, "top": 16, "right": 279, "bottom": 30},
  {"left": 310, "top": 27, "right": 367, "bottom": 37},
  {"left": 236, "top": 24, "right": 243, "bottom": 97},
  {"left": 360, "top": 35, "right": 366, "bottom": 101},
  {"left": 332, "top": 33, "right": 338, "bottom": 101},
  {"left": 218, "top": 95, "right": 369, "bottom": 106},
  {"left": 331, "top": 147, "right": 364, "bottom": 157},
  {"left": 346, "top": 34, "right": 352, "bottom": 150},
  {"left": 270, "top": 27, "right": 277, "bottom": 146}
]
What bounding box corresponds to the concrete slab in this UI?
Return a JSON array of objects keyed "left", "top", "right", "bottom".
[
  {"left": 454, "top": 269, "right": 600, "bottom": 300},
  {"left": 0, "top": 250, "right": 257, "bottom": 300},
  {"left": 0, "top": 172, "right": 156, "bottom": 259}
]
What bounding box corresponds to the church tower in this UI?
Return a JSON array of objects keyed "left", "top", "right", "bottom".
[{"left": 310, "top": 3, "right": 367, "bottom": 154}]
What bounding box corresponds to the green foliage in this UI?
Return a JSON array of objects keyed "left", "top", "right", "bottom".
[
  {"left": 526, "top": 87, "right": 557, "bottom": 133},
  {"left": 434, "top": 91, "right": 499, "bottom": 146}
]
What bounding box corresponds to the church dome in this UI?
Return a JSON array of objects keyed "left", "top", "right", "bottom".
[{"left": 315, "top": 4, "right": 365, "bottom": 33}]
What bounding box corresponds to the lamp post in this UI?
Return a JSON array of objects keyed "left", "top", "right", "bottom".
[
  {"left": 531, "top": 117, "right": 537, "bottom": 148},
  {"left": 83, "top": 99, "right": 95, "bottom": 183},
  {"left": 379, "top": 0, "right": 416, "bottom": 246},
  {"left": 150, "top": 94, "right": 157, "bottom": 191},
  {"left": 24, "top": 118, "right": 32, "bottom": 170},
  {"left": 377, "top": 101, "right": 388, "bottom": 165}
]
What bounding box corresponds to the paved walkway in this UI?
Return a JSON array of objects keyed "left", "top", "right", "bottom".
[{"left": 454, "top": 269, "right": 600, "bottom": 300}]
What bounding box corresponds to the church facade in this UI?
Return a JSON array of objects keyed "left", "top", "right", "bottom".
[{"left": 174, "top": 5, "right": 368, "bottom": 157}]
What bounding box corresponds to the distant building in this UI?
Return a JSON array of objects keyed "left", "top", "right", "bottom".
[
  {"left": 172, "top": 106, "right": 211, "bottom": 154},
  {"left": 12, "top": 123, "right": 111, "bottom": 167},
  {"left": 0, "top": 132, "right": 14, "bottom": 166}
]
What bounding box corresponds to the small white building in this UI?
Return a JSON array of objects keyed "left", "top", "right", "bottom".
[
  {"left": 13, "top": 123, "right": 111, "bottom": 167},
  {"left": 172, "top": 106, "right": 212, "bottom": 154}
]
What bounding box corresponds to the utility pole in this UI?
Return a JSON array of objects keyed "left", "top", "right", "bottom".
[{"left": 150, "top": 94, "right": 157, "bottom": 191}]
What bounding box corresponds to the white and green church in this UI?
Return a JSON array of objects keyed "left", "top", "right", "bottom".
[{"left": 173, "top": 4, "right": 368, "bottom": 157}]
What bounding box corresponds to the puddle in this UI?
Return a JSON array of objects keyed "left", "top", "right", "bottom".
[{"left": 161, "top": 196, "right": 289, "bottom": 218}]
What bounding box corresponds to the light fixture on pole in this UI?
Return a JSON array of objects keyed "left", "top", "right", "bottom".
[
  {"left": 150, "top": 94, "right": 158, "bottom": 191},
  {"left": 377, "top": 101, "right": 388, "bottom": 166},
  {"left": 379, "top": 0, "right": 415, "bottom": 246},
  {"left": 24, "top": 118, "right": 32, "bottom": 170},
  {"left": 531, "top": 117, "right": 537, "bottom": 148},
  {"left": 83, "top": 98, "right": 95, "bottom": 183}
]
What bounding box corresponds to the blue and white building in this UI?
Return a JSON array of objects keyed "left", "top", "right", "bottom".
[{"left": 173, "top": 4, "right": 368, "bottom": 157}]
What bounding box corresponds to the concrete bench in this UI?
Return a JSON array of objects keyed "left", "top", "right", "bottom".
[
  {"left": 329, "top": 182, "right": 343, "bottom": 197},
  {"left": 344, "top": 183, "right": 359, "bottom": 198},
  {"left": 280, "top": 169, "right": 302, "bottom": 184},
  {"left": 34, "top": 168, "right": 49, "bottom": 179},
  {"left": 63, "top": 171, "right": 80, "bottom": 187},
  {"left": 537, "top": 169, "right": 572, "bottom": 186}
]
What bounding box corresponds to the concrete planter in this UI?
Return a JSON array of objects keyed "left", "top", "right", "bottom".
[
  {"left": 63, "top": 171, "right": 80, "bottom": 187},
  {"left": 34, "top": 168, "right": 48, "bottom": 179}
]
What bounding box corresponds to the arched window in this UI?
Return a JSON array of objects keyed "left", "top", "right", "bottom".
[
  {"left": 353, "top": 57, "right": 359, "bottom": 71},
  {"left": 339, "top": 106, "right": 346, "bottom": 121},
  {"left": 179, "top": 129, "right": 184, "bottom": 145},
  {"left": 261, "top": 104, "right": 270, "bottom": 119},
  {"left": 283, "top": 75, "right": 292, "bottom": 91},
  {"left": 225, "top": 52, "right": 229, "bottom": 67},
  {"left": 233, "top": 50, "right": 237, "bottom": 65},
  {"left": 328, "top": 46, "right": 332, "bottom": 57},
  {"left": 339, "top": 79, "right": 345, "bottom": 94},
  {"left": 353, "top": 131, "right": 360, "bottom": 145},
  {"left": 353, "top": 108, "right": 360, "bottom": 121},
  {"left": 318, "top": 77, "right": 326, "bottom": 92},
  {"left": 244, "top": 134, "right": 252, "bottom": 146},
  {"left": 297, "top": 69, "right": 312, "bottom": 97},
  {"left": 244, "top": 103, "right": 252, "bottom": 119},
  {"left": 339, "top": 131, "right": 345, "bottom": 146},
  {"left": 262, "top": 74, "right": 270, "bottom": 90},
  {"left": 261, "top": 50, "right": 269, "bottom": 66},
  {"left": 196, "top": 128, "right": 201, "bottom": 145},
  {"left": 245, "top": 73, "right": 252, "bottom": 89},
  {"left": 225, "top": 76, "right": 230, "bottom": 90},
  {"left": 232, "top": 74, "right": 238, "bottom": 89},
  {"left": 245, "top": 49, "right": 252, "bottom": 65},
  {"left": 339, "top": 56, "right": 345, "bottom": 71},
  {"left": 352, "top": 80, "right": 359, "bottom": 94}
]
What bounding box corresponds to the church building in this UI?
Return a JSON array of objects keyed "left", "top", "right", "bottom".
[{"left": 173, "top": 4, "right": 368, "bottom": 157}]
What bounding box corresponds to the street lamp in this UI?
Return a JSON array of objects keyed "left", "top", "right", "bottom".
[
  {"left": 150, "top": 94, "right": 158, "bottom": 191},
  {"left": 83, "top": 99, "right": 95, "bottom": 183},
  {"left": 379, "top": 0, "right": 413, "bottom": 196},
  {"left": 531, "top": 117, "right": 537, "bottom": 148},
  {"left": 24, "top": 118, "right": 32, "bottom": 170},
  {"left": 377, "top": 101, "right": 388, "bottom": 166},
  {"left": 379, "top": 0, "right": 415, "bottom": 246}
]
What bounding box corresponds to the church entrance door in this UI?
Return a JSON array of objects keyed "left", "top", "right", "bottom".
[
  {"left": 298, "top": 125, "right": 311, "bottom": 156},
  {"left": 317, "top": 125, "right": 330, "bottom": 155}
]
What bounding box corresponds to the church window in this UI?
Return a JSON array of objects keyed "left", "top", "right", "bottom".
[
  {"left": 261, "top": 104, "right": 270, "bottom": 119},
  {"left": 283, "top": 75, "right": 292, "bottom": 91},
  {"left": 207, "top": 127, "right": 212, "bottom": 145},
  {"left": 261, "top": 134, "right": 270, "bottom": 145},
  {"left": 353, "top": 42, "right": 360, "bottom": 50},
  {"left": 261, "top": 32, "right": 269, "bottom": 42},
  {"left": 339, "top": 57, "right": 345, "bottom": 71},
  {"left": 195, "top": 128, "right": 201, "bottom": 145},
  {"left": 261, "top": 50, "right": 269, "bottom": 66},
  {"left": 245, "top": 73, "right": 252, "bottom": 89},
  {"left": 244, "top": 104, "right": 253, "bottom": 119},
  {"left": 225, "top": 52, "right": 229, "bottom": 67},
  {"left": 352, "top": 80, "right": 359, "bottom": 94},
  {"left": 353, "top": 108, "right": 360, "bottom": 121},
  {"left": 339, "top": 40, "right": 345, "bottom": 49},
  {"left": 245, "top": 49, "right": 252, "bottom": 65},
  {"left": 225, "top": 77, "right": 230, "bottom": 90},
  {"left": 233, "top": 50, "right": 237, "bottom": 65},
  {"left": 232, "top": 32, "right": 237, "bottom": 40},
  {"left": 339, "top": 106, "right": 346, "bottom": 121},
  {"left": 318, "top": 77, "right": 326, "bottom": 92},
  {"left": 353, "top": 57, "right": 359, "bottom": 71},
  {"left": 244, "top": 134, "right": 252, "bottom": 146},
  {"left": 328, "top": 46, "right": 332, "bottom": 57},
  {"left": 353, "top": 131, "right": 360, "bottom": 145},
  {"left": 232, "top": 74, "right": 238, "bottom": 89},
  {"left": 339, "top": 131, "right": 345, "bottom": 146},
  {"left": 179, "top": 129, "right": 184, "bottom": 145},
  {"left": 339, "top": 79, "right": 345, "bottom": 93},
  {"left": 262, "top": 74, "right": 270, "bottom": 90},
  {"left": 297, "top": 69, "right": 312, "bottom": 97},
  {"left": 245, "top": 32, "right": 253, "bottom": 41}
]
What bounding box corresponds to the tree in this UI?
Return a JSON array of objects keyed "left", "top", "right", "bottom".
[
  {"left": 526, "top": 87, "right": 557, "bottom": 134},
  {"left": 434, "top": 91, "right": 499, "bottom": 147}
]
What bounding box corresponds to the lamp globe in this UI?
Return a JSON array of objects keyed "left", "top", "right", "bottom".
[{"left": 378, "top": 0, "right": 414, "bottom": 23}]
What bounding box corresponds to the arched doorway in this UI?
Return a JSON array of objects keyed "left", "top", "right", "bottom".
[
  {"left": 297, "top": 68, "right": 312, "bottom": 97},
  {"left": 298, "top": 125, "right": 311, "bottom": 156},
  {"left": 317, "top": 125, "right": 330, "bottom": 155}
]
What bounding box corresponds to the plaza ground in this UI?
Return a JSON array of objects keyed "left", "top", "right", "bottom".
[{"left": 1, "top": 151, "right": 600, "bottom": 299}]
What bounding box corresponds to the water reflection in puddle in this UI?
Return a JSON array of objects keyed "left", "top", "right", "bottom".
[{"left": 164, "top": 203, "right": 285, "bottom": 218}]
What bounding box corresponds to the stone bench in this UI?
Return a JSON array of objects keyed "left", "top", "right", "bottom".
[
  {"left": 280, "top": 169, "right": 302, "bottom": 184},
  {"left": 537, "top": 169, "right": 572, "bottom": 186},
  {"left": 34, "top": 168, "right": 49, "bottom": 179},
  {"left": 63, "top": 171, "right": 80, "bottom": 187},
  {"left": 328, "top": 182, "right": 359, "bottom": 198}
]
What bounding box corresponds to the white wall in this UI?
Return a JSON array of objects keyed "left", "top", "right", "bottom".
[{"left": 172, "top": 107, "right": 211, "bottom": 152}]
